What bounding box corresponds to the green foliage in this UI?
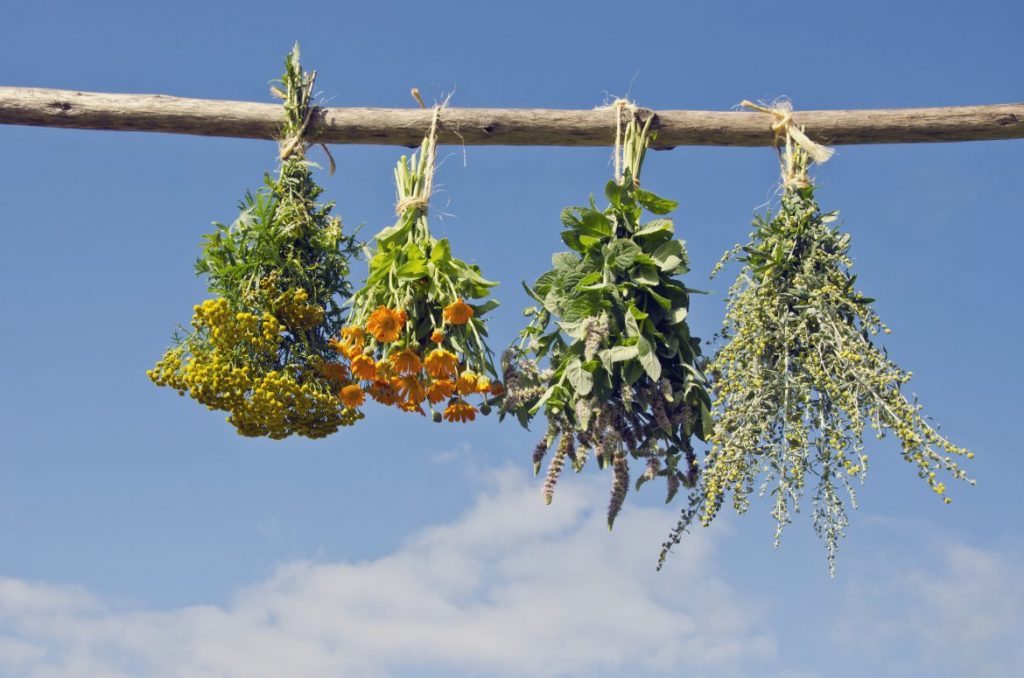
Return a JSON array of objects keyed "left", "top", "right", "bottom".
[
  {"left": 195, "top": 44, "right": 359, "bottom": 358},
  {"left": 150, "top": 44, "right": 363, "bottom": 439},
  {"left": 347, "top": 119, "right": 499, "bottom": 382},
  {"left": 659, "top": 148, "right": 975, "bottom": 574},
  {"left": 502, "top": 115, "right": 713, "bottom": 528}
]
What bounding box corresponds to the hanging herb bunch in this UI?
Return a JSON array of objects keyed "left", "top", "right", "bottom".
[
  {"left": 149, "top": 45, "right": 363, "bottom": 438},
  {"left": 660, "top": 118, "right": 975, "bottom": 574},
  {"left": 340, "top": 102, "right": 503, "bottom": 423},
  {"left": 501, "top": 105, "right": 714, "bottom": 529}
]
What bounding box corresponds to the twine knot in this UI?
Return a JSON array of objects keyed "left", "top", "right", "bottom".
[
  {"left": 395, "top": 96, "right": 444, "bottom": 216},
  {"left": 275, "top": 69, "right": 337, "bottom": 175},
  {"left": 740, "top": 99, "right": 834, "bottom": 188},
  {"left": 611, "top": 98, "right": 639, "bottom": 185}
]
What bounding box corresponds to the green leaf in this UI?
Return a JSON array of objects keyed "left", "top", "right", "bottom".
[
  {"left": 651, "top": 239, "right": 690, "bottom": 273},
  {"left": 633, "top": 265, "right": 660, "bottom": 286},
  {"left": 668, "top": 306, "right": 688, "bottom": 324},
  {"left": 469, "top": 299, "right": 499, "bottom": 316},
  {"left": 604, "top": 180, "right": 624, "bottom": 207},
  {"left": 552, "top": 252, "right": 578, "bottom": 271},
  {"left": 645, "top": 287, "right": 672, "bottom": 310},
  {"left": 396, "top": 259, "right": 426, "bottom": 281},
  {"left": 578, "top": 210, "right": 613, "bottom": 238},
  {"left": 430, "top": 238, "right": 452, "bottom": 264},
  {"left": 565, "top": 358, "right": 594, "bottom": 396},
  {"left": 636, "top": 336, "right": 662, "bottom": 381},
  {"left": 634, "top": 219, "right": 674, "bottom": 237},
  {"left": 699, "top": 401, "right": 714, "bottom": 441},
  {"left": 621, "top": 359, "right": 644, "bottom": 385},
  {"left": 529, "top": 384, "right": 557, "bottom": 415},
  {"left": 605, "top": 239, "right": 642, "bottom": 270},
  {"left": 624, "top": 309, "right": 641, "bottom": 337},
  {"left": 635, "top": 189, "right": 678, "bottom": 215},
  {"left": 560, "top": 207, "right": 581, "bottom": 229},
  {"left": 561, "top": 229, "right": 584, "bottom": 253},
  {"left": 598, "top": 344, "right": 639, "bottom": 371},
  {"left": 562, "top": 294, "right": 601, "bottom": 324},
  {"left": 557, "top": 319, "right": 588, "bottom": 340}
]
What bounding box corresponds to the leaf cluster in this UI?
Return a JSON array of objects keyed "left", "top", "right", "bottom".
[
  {"left": 349, "top": 133, "right": 499, "bottom": 377},
  {"left": 193, "top": 44, "right": 360, "bottom": 362},
  {"left": 151, "top": 45, "right": 363, "bottom": 438},
  {"left": 503, "top": 117, "right": 713, "bottom": 527},
  {"left": 661, "top": 151, "right": 974, "bottom": 574}
]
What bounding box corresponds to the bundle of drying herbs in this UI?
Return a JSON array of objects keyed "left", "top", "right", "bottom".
[
  {"left": 149, "top": 45, "right": 362, "bottom": 438},
  {"left": 501, "top": 107, "right": 714, "bottom": 529},
  {"left": 659, "top": 138, "right": 975, "bottom": 574},
  {"left": 339, "top": 102, "right": 503, "bottom": 423}
]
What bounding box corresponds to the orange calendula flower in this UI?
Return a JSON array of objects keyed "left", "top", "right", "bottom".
[
  {"left": 423, "top": 348, "right": 458, "bottom": 379},
  {"left": 393, "top": 374, "right": 426, "bottom": 403},
  {"left": 442, "top": 299, "right": 474, "bottom": 326},
  {"left": 389, "top": 349, "right": 422, "bottom": 376},
  {"left": 456, "top": 371, "right": 479, "bottom": 396},
  {"left": 430, "top": 329, "right": 445, "bottom": 344},
  {"left": 320, "top": 362, "right": 349, "bottom": 382},
  {"left": 339, "top": 326, "right": 365, "bottom": 354},
  {"left": 339, "top": 384, "right": 365, "bottom": 408},
  {"left": 426, "top": 379, "right": 455, "bottom": 404},
  {"left": 489, "top": 381, "right": 505, "bottom": 397},
  {"left": 398, "top": 400, "right": 426, "bottom": 415},
  {"left": 475, "top": 376, "right": 492, "bottom": 394},
  {"left": 443, "top": 400, "right": 476, "bottom": 423},
  {"left": 351, "top": 354, "right": 377, "bottom": 381},
  {"left": 369, "top": 381, "right": 398, "bottom": 406},
  {"left": 366, "top": 306, "right": 405, "bottom": 343}
]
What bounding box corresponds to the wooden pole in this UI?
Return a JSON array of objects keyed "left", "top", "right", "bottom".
[{"left": 1, "top": 86, "right": 1022, "bottom": 149}]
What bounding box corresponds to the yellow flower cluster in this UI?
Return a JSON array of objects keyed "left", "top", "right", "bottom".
[
  {"left": 148, "top": 297, "right": 362, "bottom": 439},
  {"left": 274, "top": 287, "right": 325, "bottom": 331}
]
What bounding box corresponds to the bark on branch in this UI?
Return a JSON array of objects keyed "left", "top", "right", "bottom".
[{"left": 1, "top": 86, "right": 1022, "bottom": 148}]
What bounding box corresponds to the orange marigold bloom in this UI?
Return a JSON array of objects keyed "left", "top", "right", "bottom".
[
  {"left": 351, "top": 354, "right": 377, "bottom": 381},
  {"left": 320, "top": 362, "right": 349, "bottom": 382},
  {"left": 430, "top": 329, "right": 445, "bottom": 344},
  {"left": 426, "top": 379, "right": 455, "bottom": 404},
  {"left": 393, "top": 374, "right": 426, "bottom": 403},
  {"left": 389, "top": 349, "right": 422, "bottom": 376},
  {"left": 456, "top": 371, "right": 479, "bottom": 396},
  {"left": 398, "top": 400, "right": 426, "bottom": 416},
  {"left": 489, "top": 381, "right": 505, "bottom": 397},
  {"left": 369, "top": 381, "right": 398, "bottom": 406},
  {"left": 423, "top": 348, "right": 458, "bottom": 379},
  {"left": 339, "top": 326, "right": 365, "bottom": 354},
  {"left": 443, "top": 400, "right": 476, "bottom": 423},
  {"left": 366, "top": 306, "right": 405, "bottom": 343},
  {"left": 442, "top": 299, "right": 474, "bottom": 326},
  {"left": 339, "top": 384, "right": 365, "bottom": 408},
  {"left": 475, "top": 376, "right": 492, "bottom": 394}
]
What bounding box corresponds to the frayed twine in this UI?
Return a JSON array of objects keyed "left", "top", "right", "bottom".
[
  {"left": 275, "top": 70, "right": 336, "bottom": 175},
  {"left": 740, "top": 99, "right": 834, "bottom": 188},
  {"left": 596, "top": 98, "right": 642, "bottom": 185},
  {"left": 394, "top": 89, "right": 446, "bottom": 216}
]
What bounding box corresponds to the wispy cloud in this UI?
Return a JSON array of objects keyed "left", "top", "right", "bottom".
[
  {"left": 0, "top": 468, "right": 773, "bottom": 678},
  {"left": 834, "top": 537, "right": 1024, "bottom": 677}
]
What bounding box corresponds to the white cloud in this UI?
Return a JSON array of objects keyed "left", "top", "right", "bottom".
[
  {"left": 834, "top": 538, "right": 1024, "bottom": 677},
  {"left": 0, "top": 468, "right": 774, "bottom": 678}
]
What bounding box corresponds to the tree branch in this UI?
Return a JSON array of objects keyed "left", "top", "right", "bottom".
[{"left": 1, "top": 87, "right": 1022, "bottom": 148}]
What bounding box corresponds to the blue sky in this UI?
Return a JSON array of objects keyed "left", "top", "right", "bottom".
[{"left": 1, "top": 1, "right": 1022, "bottom": 676}]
